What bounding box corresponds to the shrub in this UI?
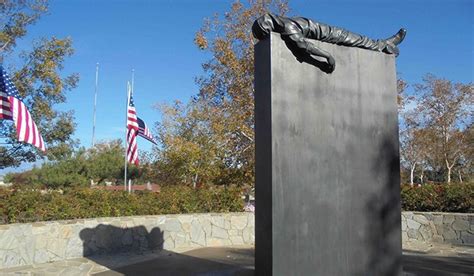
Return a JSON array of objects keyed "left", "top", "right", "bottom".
[
  {"left": 401, "top": 183, "right": 473, "bottom": 213},
  {"left": 2, "top": 182, "right": 470, "bottom": 225},
  {"left": 0, "top": 185, "right": 244, "bottom": 224}
]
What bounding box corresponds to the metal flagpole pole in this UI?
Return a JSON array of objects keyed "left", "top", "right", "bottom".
[
  {"left": 131, "top": 69, "right": 135, "bottom": 95},
  {"left": 124, "top": 82, "right": 130, "bottom": 191},
  {"left": 92, "top": 62, "right": 99, "bottom": 147}
]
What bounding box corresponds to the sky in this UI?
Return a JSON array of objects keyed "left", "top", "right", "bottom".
[{"left": 1, "top": 0, "right": 473, "bottom": 174}]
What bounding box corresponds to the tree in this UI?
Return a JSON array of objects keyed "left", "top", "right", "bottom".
[
  {"left": 455, "top": 124, "right": 473, "bottom": 182},
  {"left": 0, "top": 0, "right": 47, "bottom": 54},
  {"left": 86, "top": 140, "right": 124, "bottom": 184},
  {"left": 400, "top": 127, "right": 421, "bottom": 186},
  {"left": 0, "top": 0, "right": 79, "bottom": 169},
  {"left": 414, "top": 74, "right": 473, "bottom": 183},
  {"left": 176, "top": 0, "right": 288, "bottom": 186},
  {"left": 4, "top": 140, "right": 131, "bottom": 188},
  {"left": 4, "top": 149, "right": 89, "bottom": 188},
  {"left": 399, "top": 79, "right": 430, "bottom": 186},
  {"left": 154, "top": 0, "right": 289, "bottom": 187},
  {"left": 155, "top": 101, "right": 221, "bottom": 187},
  {"left": 34, "top": 150, "right": 88, "bottom": 188},
  {"left": 135, "top": 150, "right": 157, "bottom": 183}
]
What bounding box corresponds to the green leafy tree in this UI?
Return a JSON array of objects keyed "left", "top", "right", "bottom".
[
  {"left": 5, "top": 140, "right": 129, "bottom": 188},
  {"left": 136, "top": 149, "right": 158, "bottom": 183},
  {"left": 5, "top": 149, "right": 88, "bottom": 189},
  {"left": 34, "top": 151, "right": 89, "bottom": 188},
  {"left": 0, "top": 0, "right": 79, "bottom": 169},
  {"left": 0, "top": 0, "right": 47, "bottom": 54},
  {"left": 155, "top": 101, "right": 221, "bottom": 187},
  {"left": 86, "top": 140, "right": 124, "bottom": 184}
]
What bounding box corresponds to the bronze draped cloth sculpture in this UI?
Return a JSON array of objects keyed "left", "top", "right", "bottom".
[{"left": 252, "top": 13, "right": 406, "bottom": 72}]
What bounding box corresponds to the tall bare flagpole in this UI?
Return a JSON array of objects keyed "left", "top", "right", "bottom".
[
  {"left": 124, "top": 82, "right": 131, "bottom": 191},
  {"left": 92, "top": 63, "right": 99, "bottom": 147},
  {"left": 131, "top": 69, "right": 135, "bottom": 96}
]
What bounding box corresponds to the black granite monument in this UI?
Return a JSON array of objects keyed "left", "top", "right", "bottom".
[{"left": 254, "top": 15, "right": 404, "bottom": 275}]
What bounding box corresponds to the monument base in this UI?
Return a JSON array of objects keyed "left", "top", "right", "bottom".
[{"left": 255, "top": 32, "right": 402, "bottom": 275}]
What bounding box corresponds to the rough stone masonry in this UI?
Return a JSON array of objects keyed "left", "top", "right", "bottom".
[
  {"left": 0, "top": 212, "right": 472, "bottom": 269},
  {"left": 0, "top": 212, "right": 254, "bottom": 269}
]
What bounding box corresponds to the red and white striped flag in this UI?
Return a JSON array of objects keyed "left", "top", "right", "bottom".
[
  {"left": 0, "top": 65, "right": 45, "bottom": 151},
  {"left": 137, "top": 117, "right": 157, "bottom": 145},
  {"left": 126, "top": 84, "right": 139, "bottom": 165}
]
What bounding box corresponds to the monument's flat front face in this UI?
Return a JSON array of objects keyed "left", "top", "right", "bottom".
[{"left": 255, "top": 33, "right": 402, "bottom": 275}]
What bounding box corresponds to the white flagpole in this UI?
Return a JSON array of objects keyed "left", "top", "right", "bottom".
[
  {"left": 92, "top": 62, "right": 99, "bottom": 147},
  {"left": 131, "top": 69, "right": 135, "bottom": 97},
  {"left": 124, "top": 82, "right": 131, "bottom": 191}
]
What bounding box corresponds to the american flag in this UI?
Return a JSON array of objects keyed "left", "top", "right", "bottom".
[
  {"left": 137, "top": 117, "right": 157, "bottom": 145},
  {"left": 0, "top": 65, "right": 45, "bottom": 152},
  {"left": 126, "top": 85, "right": 139, "bottom": 165}
]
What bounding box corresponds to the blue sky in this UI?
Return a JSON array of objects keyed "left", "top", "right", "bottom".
[{"left": 2, "top": 0, "right": 473, "bottom": 173}]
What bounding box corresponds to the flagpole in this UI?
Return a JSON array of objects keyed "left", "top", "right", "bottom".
[
  {"left": 131, "top": 69, "right": 135, "bottom": 96},
  {"left": 124, "top": 82, "right": 130, "bottom": 191},
  {"left": 92, "top": 62, "right": 99, "bottom": 147}
]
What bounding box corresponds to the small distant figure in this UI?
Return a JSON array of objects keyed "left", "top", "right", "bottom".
[
  {"left": 243, "top": 193, "right": 255, "bottom": 213},
  {"left": 252, "top": 13, "right": 406, "bottom": 72},
  {"left": 244, "top": 201, "right": 255, "bottom": 213}
]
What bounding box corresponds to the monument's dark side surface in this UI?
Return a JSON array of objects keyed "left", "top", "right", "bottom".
[{"left": 255, "top": 32, "right": 402, "bottom": 275}]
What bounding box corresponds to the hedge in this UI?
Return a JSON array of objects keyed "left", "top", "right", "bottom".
[
  {"left": 0, "top": 186, "right": 244, "bottom": 224},
  {"left": 401, "top": 183, "right": 473, "bottom": 213},
  {"left": 1, "top": 183, "right": 472, "bottom": 224}
]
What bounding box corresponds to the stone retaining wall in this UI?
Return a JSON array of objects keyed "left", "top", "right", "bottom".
[
  {"left": 402, "top": 212, "right": 473, "bottom": 245},
  {"left": 0, "top": 212, "right": 255, "bottom": 269},
  {"left": 1, "top": 211, "right": 472, "bottom": 269}
]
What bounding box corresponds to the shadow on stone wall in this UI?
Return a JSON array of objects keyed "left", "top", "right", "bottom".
[
  {"left": 80, "top": 224, "right": 164, "bottom": 256},
  {"left": 79, "top": 225, "right": 255, "bottom": 275},
  {"left": 79, "top": 224, "right": 165, "bottom": 273}
]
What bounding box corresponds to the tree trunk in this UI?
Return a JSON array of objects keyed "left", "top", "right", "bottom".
[
  {"left": 420, "top": 169, "right": 424, "bottom": 184},
  {"left": 193, "top": 173, "right": 198, "bottom": 189},
  {"left": 410, "top": 163, "right": 416, "bottom": 186},
  {"left": 446, "top": 159, "right": 452, "bottom": 184},
  {"left": 447, "top": 167, "right": 451, "bottom": 183},
  {"left": 458, "top": 170, "right": 463, "bottom": 183}
]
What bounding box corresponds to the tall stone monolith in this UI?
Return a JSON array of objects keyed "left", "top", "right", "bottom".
[{"left": 255, "top": 32, "right": 402, "bottom": 275}]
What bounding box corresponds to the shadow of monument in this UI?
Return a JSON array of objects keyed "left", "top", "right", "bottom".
[
  {"left": 80, "top": 224, "right": 164, "bottom": 256},
  {"left": 362, "top": 137, "right": 403, "bottom": 275},
  {"left": 92, "top": 247, "right": 255, "bottom": 276},
  {"left": 402, "top": 251, "right": 474, "bottom": 275},
  {"left": 79, "top": 224, "right": 255, "bottom": 275},
  {"left": 281, "top": 35, "right": 334, "bottom": 74}
]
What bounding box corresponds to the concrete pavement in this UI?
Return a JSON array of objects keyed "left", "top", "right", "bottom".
[{"left": 1, "top": 243, "right": 473, "bottom": 275}]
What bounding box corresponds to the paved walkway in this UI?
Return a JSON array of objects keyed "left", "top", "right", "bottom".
[
  {"left": 1, "top": 243, "right": 473, "bottom": 275},
  {"left": 402, "top": 241, "right": 474, "bottom": 276}
]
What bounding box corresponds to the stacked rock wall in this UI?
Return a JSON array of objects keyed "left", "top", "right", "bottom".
[
  {"left": 401, "top": 212, "right": 473, "bottom": 245},
  {"left": 0, "top": 212, "right": 255, "bottom": 269},
  {"left": 0, "top": 211, "right": 471, "bottom": 269}
]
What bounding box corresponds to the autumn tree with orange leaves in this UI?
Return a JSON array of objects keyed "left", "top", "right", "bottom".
[{"left": 154, "top": 1, "right": 288, "bottom": 187}]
